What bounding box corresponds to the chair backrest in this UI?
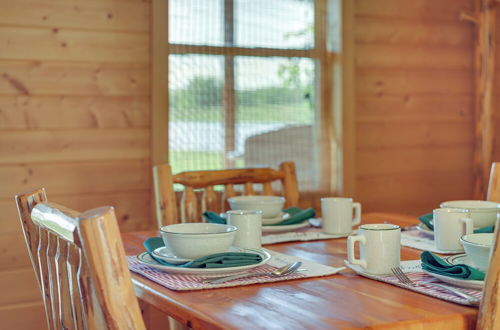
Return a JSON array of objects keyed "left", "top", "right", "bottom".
[
  {"left": 153, "top": 161, "right": 299, "bottom": 227},
  {"left": 487, "top": 162, "right": 500, "bottom": 202},
  {"left": 15, "top": 188, "right": 145, "bottom": 330},
  {"left": 478, "top": 162, "right": 500, "bottom": 328},
  {"left": 477, "top": 223, "right": 500, "bottom": 329}
]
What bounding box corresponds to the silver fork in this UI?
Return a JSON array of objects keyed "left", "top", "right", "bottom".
[{"left": 391, "top": 267, "right": 480, "bottom": 306}]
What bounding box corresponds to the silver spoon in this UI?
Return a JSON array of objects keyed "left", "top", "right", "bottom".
[{"left": 204, "top": 261, "right": 302, "bottom": 285}]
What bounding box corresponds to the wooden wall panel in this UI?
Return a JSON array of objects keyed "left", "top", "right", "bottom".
[
  {"left": 357, "top": 147, "right": 473, "bottom": 176},
  {"left": 0, "top": 268, "right": 41, "bottom": 305},
  {"left": 0, "top": 95, "right": 149, "bottom": 129},
  {"left": 357, "top": 45, "right": 471, "bottom": 69},
  {"left": 354, "top": 0, "right": 475, "bottom": 214},
  {"left": 357, "top": 122, "right": 473, "bottom": 149},
  {"left": 357, "top": 170, "right": 474, "bottom": 214},
  {"left": 357, "top": 69, "right": 472, "bottom": 96},
  {"left": 0, "top": 0, "right": 150, "bottom": 32},
  {"left": 355, "top": 17, "right": 472, "bottom": 47},
  {"left": 0, "top": 61, "right": 149, "bottom": 95},
  {"left": 355, "top": 0, "right": 473, "bottom": 21},
  {"left": 0, "top": 26, "right": 149, "bottom": 62},
  {"left": 356, "top": 96, "right": 472, "bottom": 122},
  {"left": 0, "top": 129, "right": 149, "bottom": 163},
  {"left": 0, "top": 160, "right": 150, "bottom": 198},
  {"left": 0, "top": 0, "right": 152, "bottom": 326},
  {"left": 0, "top": 302, "right": 46, "bottom": 330}
]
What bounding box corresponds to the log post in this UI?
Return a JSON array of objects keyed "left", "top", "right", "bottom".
[{"left": 469, "top": 0, "right": 497, "bottom": 198}]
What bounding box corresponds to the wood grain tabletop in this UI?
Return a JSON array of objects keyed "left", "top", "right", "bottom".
[{"left": 122, "top": 213, "right": 478, "bottom": 329}]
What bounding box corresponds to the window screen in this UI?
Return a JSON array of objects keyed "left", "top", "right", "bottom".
[{"left": 168, "top": 0, "right": 330, "bottom": 191}]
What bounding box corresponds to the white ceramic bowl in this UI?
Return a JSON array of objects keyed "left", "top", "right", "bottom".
[
  {"left": 440, "top": 200, "right": 500, "bottom": 228},
  {"left": 159, "top": 223, "right": 237, "bottom": 259},
  {"left": 460, "top": 233, "right": 494, "bottom": 272},
  {"left": 228, "top": 195, "right": 285, "bottom": 218}
]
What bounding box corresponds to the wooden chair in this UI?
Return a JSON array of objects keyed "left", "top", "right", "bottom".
[
  {"left": 487, "top": 162, "right": 500, "bottom": 202},
  {"left": 479, "top": 162, "right": 500, "bottom": 328},
  {"left": 478, "top": 222, "right": 500, "bottom": 329},
  {"left": 153, "top": 161, "right": 299, "bottom": 227},
  {"left": 15, "top": 188, "right": 145, "bottom": 330}
]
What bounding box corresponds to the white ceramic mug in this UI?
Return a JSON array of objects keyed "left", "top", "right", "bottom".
[
  {"left": 347, "top": 223, "right": 401, "bottom": 275},
  {"left": 433, "top": 208, "right": 473, "bottom": 251},
  {"left": 226, "top": 210, "right": 262, "bottom": 249},
  {"left": 321, "top": 197, "right": 361, "bottom": 235}
]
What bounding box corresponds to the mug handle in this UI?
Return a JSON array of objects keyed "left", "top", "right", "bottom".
[
  {"left": 352, "top": 202, "right": 362, "bottom": 226},
  {"left": 347, "top": 235, "right": 367, "bottom": 268},
  {"left": 460, "top": 217, "right": 474, "bottom": 235}
]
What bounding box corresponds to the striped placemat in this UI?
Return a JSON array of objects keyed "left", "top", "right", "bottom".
[
  {"left": 401, "top": 229, "right": 463, "bottom": 254},
  {"left": 128, "top": 249, "right": 344, "bottom": 291},
  {"left": 262, "top": 228, "right": 350, "bottom": 244},
  {"left": 345, "top": 260, "right": 482, "bottom": 306}
]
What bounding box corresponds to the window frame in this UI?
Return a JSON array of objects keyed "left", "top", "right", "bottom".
[{"left": 151, "top": 0, "right": 355, "bottom": 195}]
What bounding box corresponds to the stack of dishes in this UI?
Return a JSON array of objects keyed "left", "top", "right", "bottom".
[
  {"left": 136, "top": 223, "right": 271, "bottom": 275},
  {"left": 422, "top": 233, "right": 494, "bottom": 290},
  {"left": 228, "top": 196, "right": 311, "bottom": 232}
]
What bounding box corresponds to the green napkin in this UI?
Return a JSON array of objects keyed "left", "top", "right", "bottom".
[
  {"left": 420, "top": 251, "right": 485, "bottom": 280},
  {"left": 418, "top": 213, "right": 494, "bottom": 233},
  {"left": 143, "top": 237, "right": 262, "bottom": 268},
  {"left": 202, "top": 212, "right": 226, "bottom": 225},
  {"left": 418, "top": 213, "right": 434, "bottom": 230},
  {"left": 203, "top": 207, "right": 316, "bottom": 226}
]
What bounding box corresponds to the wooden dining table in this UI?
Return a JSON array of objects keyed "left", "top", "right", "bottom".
[{"left": 122, "top": 213, "right": 478, "bottom": 329}]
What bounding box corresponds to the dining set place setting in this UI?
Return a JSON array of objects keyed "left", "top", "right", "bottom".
[
  {"left": 203, "top": 196, "right": 361, "bottom": 244},
  {"left": 344, "top": 199, "right": 499, "bottom": 307},
  {"left": 127, "top": 195, "right": 363, "bottom": 290},
  {"left": 127, "top": 194, "right": 497, "bottom": 308}
]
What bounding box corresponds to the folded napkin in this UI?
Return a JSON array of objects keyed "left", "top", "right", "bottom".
[
  {"left": 418, "top": 213, "right": 434, "bottom": 230},
  {"left": 420, "top": 251, "right": 485, "bottom": 280},
  {"left": 418, "top": 213, "right": 494, "bottom": 233},
  {"left": 203, "top": 207, "right": 316, "bottom": 227},
  {"left": 144, "top": 237, "right": 263, "bottom": 268}
]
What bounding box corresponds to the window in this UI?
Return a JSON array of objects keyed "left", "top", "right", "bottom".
[{"left": 162, "top": 0, "right": 339, "bottom": 192}]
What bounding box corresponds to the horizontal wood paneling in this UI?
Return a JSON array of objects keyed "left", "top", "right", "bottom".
[
  {"left": 0, "top": 159, "right": 150, "bottom": 199},
  {"left": 355, "top": 0, "right": 472, "bottom": 22},
  {"left": 357, "top": 69, "right": 472, "bottom": 96},
  {"left": 356, "top": 44, "right": 471, "bottom": 69},
  {"left": 0, "top": 61, "right": 149, "bottom": 96},
  {"left": 0, "top": 129, "right": 149, "bottom": 164},
  {"left": 357, "top": 147, "right": 473, "bottom": 176},
  {"left": 0, "top": 302, "right": 46, "bottom": 330},
  {"left": 0, "top": 26, "right": 148, "bottom": 63},
  {"left": 0, "top": 268, "right": 40, "bottom": 306},
  {"left": 354, "top": 0, "right": 475, "bottom": 212},
  {"left": 0, "top": 0, "right": 149, "bottom": 32},
  {"left": 1, "top": 189, "right": 152, "bottom": 234},
  {"left": 355, "top": 17, "right": 472, "bottom": 47},
  {"left": 356, "top": 121, "right": 473, "bottom": 149},
  {"left": 0, "top": 95, "right": 149, "bottom": 129},
  {"left": 0, "top": 0, "right": 152, "bottom": 325},
  {"left": 357, "top": 171, "right": 473, "bottom": 214},
  {"left": 0, "top": 232, "right": 32, "bottom": 270},
  {"left": 356, "top": 96, "right": 472, "bottom": 122}
]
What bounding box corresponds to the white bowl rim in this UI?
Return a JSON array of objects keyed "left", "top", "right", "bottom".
[
  {"left": 433, "top": 207, "right": 470, "bottom": 214},
  {"left": 440, "top": 200, "right": 500, "bottom": 211},
  {"left": 360, "top": 223, "right": 400, "bottom": 231},
  {"left": 228, "top": 195, "right": 285, "bottom": 203},
  {"left": 160, "top": 223, "right": 238, "bottom": 235},
  {"left": 460, "top": 233, "right": 494, "bottom": 248}
]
